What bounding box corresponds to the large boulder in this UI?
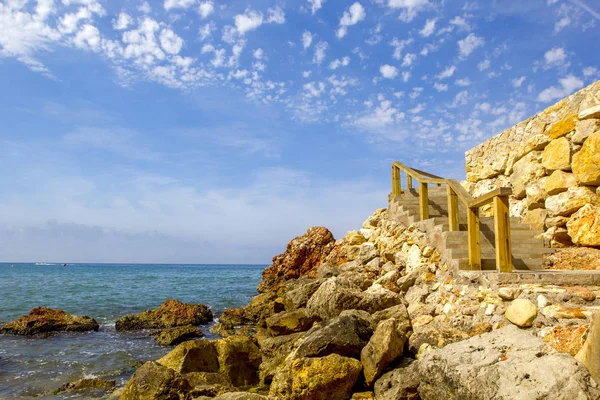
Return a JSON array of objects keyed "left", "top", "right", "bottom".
[
  {"left": 505, "top": 298, "right": 538, "bottom": 327},
  {"left": 151, "top": 325, "right": 204, "bottom": 346},
  {"left": 214, "top": 336, "right": 262, "bottom": 388},
  {"left": 0, "top": 307, "right": 99, "bottom": 335},
  {"left": 269, "top": 353, "right": 363, "bottom": 400},
  {"left": 573, "top": 130, "right": 600, "bottom": 185},
  {"left": 361, "top": 318, "right": 410, "bottom": 386},
  {"left": 576, "top": 313, "right": 600, "bottom": 384},
  {"left": 55, "top": 378, "right": 116, "bottom": 395},
  {"left": 257, "top": 332, "right": 304, "bottom": 384},
  {"left": 417, "top": 325, "right": 600, "bottom": 399},
  {"left": 121, "top": 361, "right": 191, "bottom": 400},
  {"left": 213, "top": 292, "right": 282, "bottom": 336},
  {"left": 115, "top": 299, "right": 212, "bottom": 331},
  {"left": 293, "top": 310, "right": 373, "bottom": 359},
  {"left": 258, "top": 227, "right": 336, "bottom": 293},
  {"left": 265, "top": 309, "right": 319, "bottom": 336},
  {"left": 567, "top": 204, "right": 600, "bottom": 247},
  {"left": 306, "top": 277, "right": 363, "bottom": 319},
  {"left": 542, "top": 137, "right": 571, "bottom": 171},
  {"left": 545, "top": 187, "right": 600, "bottom": 217},
  {"left": 158, "top": 340, "right": 219, "bottom": 374},
  {"left": 545, "top": 170, "right": 578, "bottom": 196},
  {"left": 373, "top": 359, "right": 420, "bottom": 400},
  {"left": 282, "top": 280, "right": 321, "bottom": 311},
  {"left": 510, "top": 151, "right": 546, "bottom": 198}
]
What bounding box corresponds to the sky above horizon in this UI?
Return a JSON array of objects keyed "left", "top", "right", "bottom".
[{"left": 0, "top": 0, "right": 599, "bottom": 264}]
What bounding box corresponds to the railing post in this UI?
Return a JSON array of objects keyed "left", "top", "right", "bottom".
[
  {"left": 392, "top": 166, "right": 401, "bottom": 196},
  {"left": 419, "top": 183, "right": 429, "bottom": 221},
  {"left": 494, "top": 195, "right": 512, "bottom": 272},
  {"left": 407, "top": 175, "right": 413, "bottom": 190},
  {"left": 447, "top": 186, "right": 459, "bottom": 231},
  {"left": 467, "top": 206, "right": 481, "bottom": 270}
]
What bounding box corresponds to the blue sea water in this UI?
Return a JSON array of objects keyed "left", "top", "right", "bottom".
[{"left": 0, "top": 263, "right": 265, "bottom": 399}]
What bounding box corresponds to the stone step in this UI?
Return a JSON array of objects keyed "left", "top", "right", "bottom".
[
  {"left": 457, "top": 258, "right": 544, "bottom": 271},
  {"left": 449, "top": 248, "right": 550, "bottom": 260}
]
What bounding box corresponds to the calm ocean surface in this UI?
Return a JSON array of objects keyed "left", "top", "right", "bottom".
[{"left": 0, "top": 263, "right": 265, "bottom": 399}]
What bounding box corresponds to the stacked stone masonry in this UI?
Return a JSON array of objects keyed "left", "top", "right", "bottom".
[{"left": 464, "top": 80, "right": 600, "bottom": 248}]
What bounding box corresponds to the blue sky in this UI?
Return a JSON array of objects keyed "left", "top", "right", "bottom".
[{"left": 0, "top": 0, "right": 598, "bottom": 263}]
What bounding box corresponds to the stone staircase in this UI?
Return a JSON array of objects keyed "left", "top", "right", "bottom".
[{"left": 390, "top": 187, "right": 556, "bottom": 271}]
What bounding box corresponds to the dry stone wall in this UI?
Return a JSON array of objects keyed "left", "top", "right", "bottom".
[{"left": 464, "top": 80, "right": 600, "bottom": 248}]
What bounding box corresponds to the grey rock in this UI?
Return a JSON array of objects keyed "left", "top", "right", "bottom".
[
  {"left": 418, "top": 325, "right": 600, "bottom": 400},
  {"left": 283, "top": 280, "right": 321, "bottom": 311},
  {"left": 317, "top": 263, "right": 339, "bottom": 280},
  {"left": 374, "top": 359, "right": 420, "bottom": 400}
]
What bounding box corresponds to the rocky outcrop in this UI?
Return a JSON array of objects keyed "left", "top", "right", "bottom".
[
  {"left": 576, "top": 313, "right": 600, "bottom": 383},
  {"left": 418, "top": 325, "right": 600, "bottom": 399},
  {"left": 567, "top": 204, "right": 600, "bottom": 246},
  {"left": 0, "top": 307, "right": 99, "bottom": 335},
  {"left": 121, "top": 361, "right": 191, "bottom": 400},
  {"left": 361, "top": 318, "right": 409, "bottom": 386},
  {"left": 115, "top": 299, "right": 213, "bottom": 331},
  {"left": 151, "top": 325, "right": 204, "bottom": 346},
  {"left": 258, "top": 226, "right": 336, "bottom": 293},
  {"left": 269, "top": 353, "right": 363, "bottom": 400}
]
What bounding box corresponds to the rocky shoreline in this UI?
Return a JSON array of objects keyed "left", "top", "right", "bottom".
[{"left": 3, "top": 208, "right": 600, "bottom": 399}]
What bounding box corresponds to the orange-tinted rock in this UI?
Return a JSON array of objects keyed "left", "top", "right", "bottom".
[
  {"left": 544, "top": 325, "right": 589, "bottom": 356},
  {"left": 115, "top": 299, "right": 213, "bottom": 331},
  {"left": 258, "top": 227, "right": 336, "bottom": 293},
  {"left": 543, "top": 247, "right": 600, "bottom": 270},
  {"left": 0, "top": 307, "right": 99, "bottom": 335}
]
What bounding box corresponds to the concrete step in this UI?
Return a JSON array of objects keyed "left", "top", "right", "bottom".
[{"left": 457, "top": 258, "right": 544, "bottom": 271}]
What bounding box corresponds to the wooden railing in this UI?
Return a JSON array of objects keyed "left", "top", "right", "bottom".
[{"left": 391, "top": 161, "right": 513, "bottom": 272}]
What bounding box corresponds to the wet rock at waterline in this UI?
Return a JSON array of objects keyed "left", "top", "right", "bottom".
[
  {"left": 0, "top": 307, "right": 99, "bottom": 335},
  {"left": 115, "top": 299, "right": 213, "bottom": 331}
]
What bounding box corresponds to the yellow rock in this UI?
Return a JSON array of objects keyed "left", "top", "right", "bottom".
[
  {"left": 575, "top": 313, "right": 600, "bottom": 384},
  {"left": 345, "top": 230, "right": 366, "bottom": 246},
  {"left": 545, "top": 170, "right": 578, "bottom": 195},
  {"left": 547, "top": 114, "right": 577, "bottom": 140},
  {"left": 542, "top": 137, "right": 571, "bottom": 171},
  {"left": 567, "top": 204, "right": 600, "bottom": 246},
  {"left": 545, "top": 187, "right": 600, "bottom": 217},
  {"left": 573, "top": 131, "right": 600, "bottom": 185},
  {"left": 346, "top": 245, "right": 361, "bottom": 261},
  {"left": 522, "top": 209, "right": 547, "bottom": 230},
  {"left": 505, "top": 299, "right": 538, "bottom": 327}
]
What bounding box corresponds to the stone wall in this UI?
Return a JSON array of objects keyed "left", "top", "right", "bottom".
[{"left": 464, "top": 80, "right": 600, "bottom": 248}]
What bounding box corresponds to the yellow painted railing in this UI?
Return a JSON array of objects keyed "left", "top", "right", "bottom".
[{"left": 391, "top": 161, "right": 513, "bottom": 272}]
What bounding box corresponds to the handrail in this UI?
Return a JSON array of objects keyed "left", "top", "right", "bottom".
[{"left": 391, "top": 161, "right": 513, "bottom": 273}]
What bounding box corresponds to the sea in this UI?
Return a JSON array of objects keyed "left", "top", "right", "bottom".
[{"left": 0, "top": 263, "right": 265, "bottom": 399}]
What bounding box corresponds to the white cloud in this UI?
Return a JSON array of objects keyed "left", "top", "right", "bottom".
[
  {"left": 583, "top": 67, "right": 598, "bottom": 77},
  {"left": 458, "top": 33, "right": 484, "bottom": 58},
  {"left": 433, "top": 82, "right": 448, "bottom": 91},
  {"left": 235, "top": 9, "right": 264, "bottom": 35},
  {"left": 199, "top": 22, "right": 215, "bottom": 41},
  {"left": 302, "top": 31, "right": 313, "bottom": 50},
  {"left": 337, "top": 2, "right": 366, "bottom": 38},
  {"left": 402, "top": 53, "right": 416, "bottom": 67},
  {"left": 455, "top": 78, "right": 471, "bottom": 86},
  {"left": 313, "top": 41, "right": 328, "bottom": 64},
  {"left": 198, "top": 1, "right": 214, "bottom": 19},
  {"left": 390, "top": 37, "right": 413, "bottom": 60},
  {"left": 302, "top": 70, "right": 312, "bottom": 78},
  {"left": 113, "top": 12, "right": 132, "bottom": 30},
  {"left": 450, "top": 90, "right": 469, "bottom": 107},
  {"left": 380, "top": 64, "right": 399, "bottom": 79},
  {"left": 73, "top": 24, "right": 101, "bottom": 52},
  {"left": 266, "top": 6, "right": 285, "bottom": 24},
  {"left": 307, "top": 0, "right": 326, "bottom": 14},
  {"left": 554, "top": 16, "right": 570, "bottom": 33},
  {"left": 138, "top": 2, "right": 152, "bottom": 13},
  {"left": 401, "top": 71, "right": 411, "bottom": 82},
  {"left": 476, "top": 102, "right": 491, "bottom": 112},
  {"left": 355, "top": 98, "right": 404, "bottom": 130},
  {"left": 303, "top": 81, "right": 326, "bottom": 97},
  {"left": 410, "top": 103, "right": 425, "bottom": 114},
  {"left": 419, "top": 18, "right": 436, "bottom": 37},
  {"left": 329, "top": 56, "right": 350, "bottom": 70},
  {"left": 512, "top": 76, "right": 526, "bottom": 88},
  {"left": 450, "top": 16, "right": 471, "bottom": 31},
  {"left": 388, "top": 0, "right": 429, "bottom": 22},
  {"left": 478, "top": 59, "right": 490, "bottom": 71},
  {"left": 164, "top": 0, "right": 195, "bottom": 11},
  {"left": 544, "top": 47, "right": 567, "bottom": 68},
  {"left": 253, "top": 48, "right": 263, "bottom": 59},
  {"left": 537, "top": 75, "right": 584, "bottom": 102},
  {"left": 159, "top": 28, "right": 183, "bottom": 55},
  {"left": 436, "top": 65, "right": 456, "bottom": 79}
]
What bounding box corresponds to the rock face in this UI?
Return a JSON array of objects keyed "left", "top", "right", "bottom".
[
  {"left": 258, "top": 226, "right": 336, "bottom": 293},
  {"left": 542, "top": 137, "right": 571, "bottom": 171},
  {"left": 158, "top": 340, "right": 219, "bottom": 374},
  {"left": 265, "top": 309, "right": 319, "bottom": 336},
  {"left": 151, "top": 325, "right": 204, "bottom": 346},
  {"left": 0, "top": 307, "right": 99, "bottom": 335},
  {"left": 576, "top": 313, "right": 600, "bottom": 384},
  {"left": 418, "top": 326, "right": 600, "bottom": 399},
  {"left": 269, "top": 353, "right": 363, "bottom": 400},
  {"left": 567, "top": 204, "right": 600, "bottom": 246},
  {"left": 373, "top": 360, "right": 420, "bottom": 400},
  {"left": 121, "top": 361, "right": 191, "bottom": 400},
  {"left": 115, "top": 299, "right": 213, "bottom": 331},
  {"left": 504, "top": 299, "right": 538, "bottom": 327}
]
